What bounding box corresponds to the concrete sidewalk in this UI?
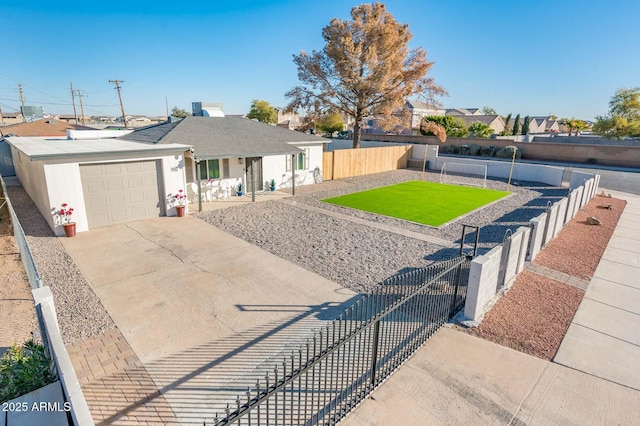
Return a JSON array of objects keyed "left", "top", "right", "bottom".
[
  {"left": 342, "top": 189, "right": 640, "bottom": 425},
  {"left": 554, "top": 189, "right": 640, "bottom": 390},
  {"left": 341, "top": 327, "right": 640, "bottom": 426}
]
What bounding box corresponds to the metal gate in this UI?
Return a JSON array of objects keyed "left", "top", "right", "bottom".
[{"left": 208, "top": 255, "right": 472, "bottom": 425}]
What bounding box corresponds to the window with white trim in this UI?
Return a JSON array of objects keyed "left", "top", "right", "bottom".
[
  {"left": 286, "top": 149, "right": 310, "bottom": 171},
  {"left": 199, "top": 159, "right": 221, "bottom": 180}
]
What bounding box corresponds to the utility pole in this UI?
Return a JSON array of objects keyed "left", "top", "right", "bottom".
[
  {"left": 18, "top": 84, "right": 26, "bottom": 122},
  {"left": 70, "top": 82, "right": 79, "bottom": 125},
  {"left": 0, "top": 105, "right": 4, "bottom": 126},
  {"left": 165, "top": 96, "right": 169, "bottom": 118},
  {"left": 109, "top": 79, "right": 127, "bottom": 128},
  {"left": 76, "top": 90, "right": 87, "bottom": 125}
]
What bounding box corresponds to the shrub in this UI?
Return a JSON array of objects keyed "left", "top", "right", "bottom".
[
  {"left": 480, "top": 145, "right": 497, "bottom": 157},
  {"left": 0, "top": 341, "right": 57, "bottom": 403}
]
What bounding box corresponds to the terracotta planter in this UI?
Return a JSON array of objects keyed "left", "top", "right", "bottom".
[
  {"left": 176, "top": 205, "right": 186, "bottom": 217},
  {"left": 63, "top": 223, "right": 76, "bottom": 238}
]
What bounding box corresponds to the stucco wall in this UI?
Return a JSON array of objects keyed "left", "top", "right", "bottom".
[
  {"left": 362, "top": 134, "right": 640, "bottom": 167},
  {"left": 11, "top": 146, "right": 51, "bottom": 228},
  {"left": 16, "top": 151, "right": 186, "bottom": 236},
  {"left": 433, "top": 156, "right": 564, "bottom": 186}
]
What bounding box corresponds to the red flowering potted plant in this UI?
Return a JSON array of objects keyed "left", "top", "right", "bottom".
[
  {"left": 58, "top": 203, "right": 76, "bottom": 237},
  {"left": 172, "top": 190, "right": 187, "bottom": 217}
]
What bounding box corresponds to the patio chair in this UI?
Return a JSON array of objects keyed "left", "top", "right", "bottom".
[
  {"left": 203, "top": 181, "right": 220, "bottom": 201},
  {"left": 219, "top": 183, "right": 231, "bottom": 199},
  {"left": 187, "top": 182, "right": 207, "bottom": 203}
]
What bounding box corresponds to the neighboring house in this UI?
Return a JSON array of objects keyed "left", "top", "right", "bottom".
[
  {"left": 445, "top": 108, "right": 483, "bottom": 116},
  {"left": 406, "top": 100, "right": 445, "bottom": 135},
  {"left": 275, "top": 108, "right": 302, "bottom": 130},
  {"left": 362, "top": 100, "right": 444, "bottom": 135},
  {"left": 0, "top": 111, "right": 24, "bottom": 125},
  {"left": 0, "top": 118, "right": 95, "bottom": 137},
  {"left": 0, "top": 119, "right": 96, "bottom": 177},
  {"left": 531, "top": 116, "right": 560, "bottom": 132},
  {"left": 121, "top": 115, "right": 328, "bottom": 194},
  {"left": 459, "top": 115, "right": 505, "bottom": 135}
]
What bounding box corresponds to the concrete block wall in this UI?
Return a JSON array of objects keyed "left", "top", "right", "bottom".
[
  {"left": 553, "top": 198, "right": 568, "bottom": 238},
  {"left": 543, "top": 203, "right": 559, "bottom": 246},
  {"left": 566, "top": 189, "right": 578, "bottom": 223},
  {"left": 527, "top": 213, "right": 547, "bottom": 261},
  {"left": 515, "top": 226, "right": 530, "bottom": 274},
  {"left": 504, "top": 230, "right": 524, "bottom": 286},
  {"left": 584, "top": 178, "right": 594, "bottom": 204},
  {"left": 463, "top": 176, "right": 602, "bottom": 325},
  {"left": 464, "top": 245, "right": 503, "bottom": 321},
  {"left": 569, "top": 170, "right": 593, "bottom": 189},
  {"left": 433, "top": 156, "right": 564, "bottom": 186},
  {"left": 575, "top": 185, "right": 585, "bottom": 210}
]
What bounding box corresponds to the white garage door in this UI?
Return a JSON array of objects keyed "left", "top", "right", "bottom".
[{"left": 80, "top": 161, "right": 163, "bottom": 228}]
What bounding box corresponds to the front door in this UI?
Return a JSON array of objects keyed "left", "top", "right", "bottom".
[{"left": 246, "top": 157, "right": 263, "bottom": 191}]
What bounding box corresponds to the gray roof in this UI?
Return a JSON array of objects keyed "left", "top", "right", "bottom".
[
  {"left": 121, "top": 116, "right": 328, "bottom": 159},
  {"left": 458, "top": 115, "right": 502, "bottom": 125},
  {"left": 406, "top": 100, "right": 435, "bottom": 110}
]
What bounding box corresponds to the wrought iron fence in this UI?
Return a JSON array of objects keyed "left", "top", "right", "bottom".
[{"left": 209, "top": 255, "right": 471, "bottom": 425}]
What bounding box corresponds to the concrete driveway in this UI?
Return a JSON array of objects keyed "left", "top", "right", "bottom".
[{"left": 61, "top": 215, "right": 355, "bottom": 423}]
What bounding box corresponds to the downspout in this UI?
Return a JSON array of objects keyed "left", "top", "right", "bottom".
[
  {"left": 250, "top": 157, "right": 256, "bottom": 202},
  {"left": 291, "top": 154, "right": 296, "bottom": 196},
  {"left": 196, "top": 160, "right": 203, "bottom": 212}
]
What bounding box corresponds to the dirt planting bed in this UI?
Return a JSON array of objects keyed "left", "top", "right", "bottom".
[
  {"left": 464, "top": 195, "right": 626, "bottom": 360},
  {"left": 534, "top": 195, "right": 626, "bottom": 280}
]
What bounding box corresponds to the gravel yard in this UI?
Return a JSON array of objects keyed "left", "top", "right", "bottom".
[
  {"left": 6, "top": 186, "right": 115, "bottom": 344},
  {"left": 198, "top": 169, "right": 565, "bottom": 292}
]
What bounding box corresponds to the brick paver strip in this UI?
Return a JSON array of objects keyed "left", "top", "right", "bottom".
[
  {"left": 67, "top": 328, "right": 178, "bottom": 424},
  {"left": 526, "top": 263, "right": 590, "bottom": 291}
]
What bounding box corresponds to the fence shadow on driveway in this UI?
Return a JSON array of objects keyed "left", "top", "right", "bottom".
[{"left": 92, "top": 297, "right": 360, "bottom": 425}]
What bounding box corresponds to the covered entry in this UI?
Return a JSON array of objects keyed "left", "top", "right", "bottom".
[{"left": 80, "top": 160, "right": 163, "bottom": 228}]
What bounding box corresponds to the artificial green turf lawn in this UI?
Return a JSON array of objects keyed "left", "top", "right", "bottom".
[{"left": 322, "top": 181, "right": 510, "bottom": 227}]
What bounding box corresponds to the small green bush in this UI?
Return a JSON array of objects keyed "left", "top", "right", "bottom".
[{"left": 0, "top": 341, "right": 57, "bottom": 403}]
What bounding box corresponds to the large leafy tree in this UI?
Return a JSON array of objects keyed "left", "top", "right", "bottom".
[
  {"left": 593, "top": 87, "right": 640, "bottom": 139},
  {"left": 317, "top": 112, "right": 345, "bottom": 136},
  {"left": 420, "top": 116, "right": 468, "bottom": 138},
  {"left": 482, "top": 107, "right": 497, "bottom": 115},
  {"left": 247, "top": 99, "right": 277, "bottom": 124},
  {"left": 286, "top": 3, "right": 445, "bottom": 148},
  {"left": 468, "top": 121, "right": 493, "bottom": 138},
  {"left": 170, "top": 106, "right": 190, "bottom": 118}
]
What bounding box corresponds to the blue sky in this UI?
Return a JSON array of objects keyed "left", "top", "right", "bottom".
[{"left": 2, "top": 1, "right": 638, "bottom": 120}]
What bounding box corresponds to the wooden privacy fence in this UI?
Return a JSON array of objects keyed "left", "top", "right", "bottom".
[{"left": 323, "top": 145, "right": 412, "bottom": 180}]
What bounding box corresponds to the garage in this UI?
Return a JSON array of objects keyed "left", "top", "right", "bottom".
[{"left": 80, "top": 161, "right": 163, "bottom": 228}]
